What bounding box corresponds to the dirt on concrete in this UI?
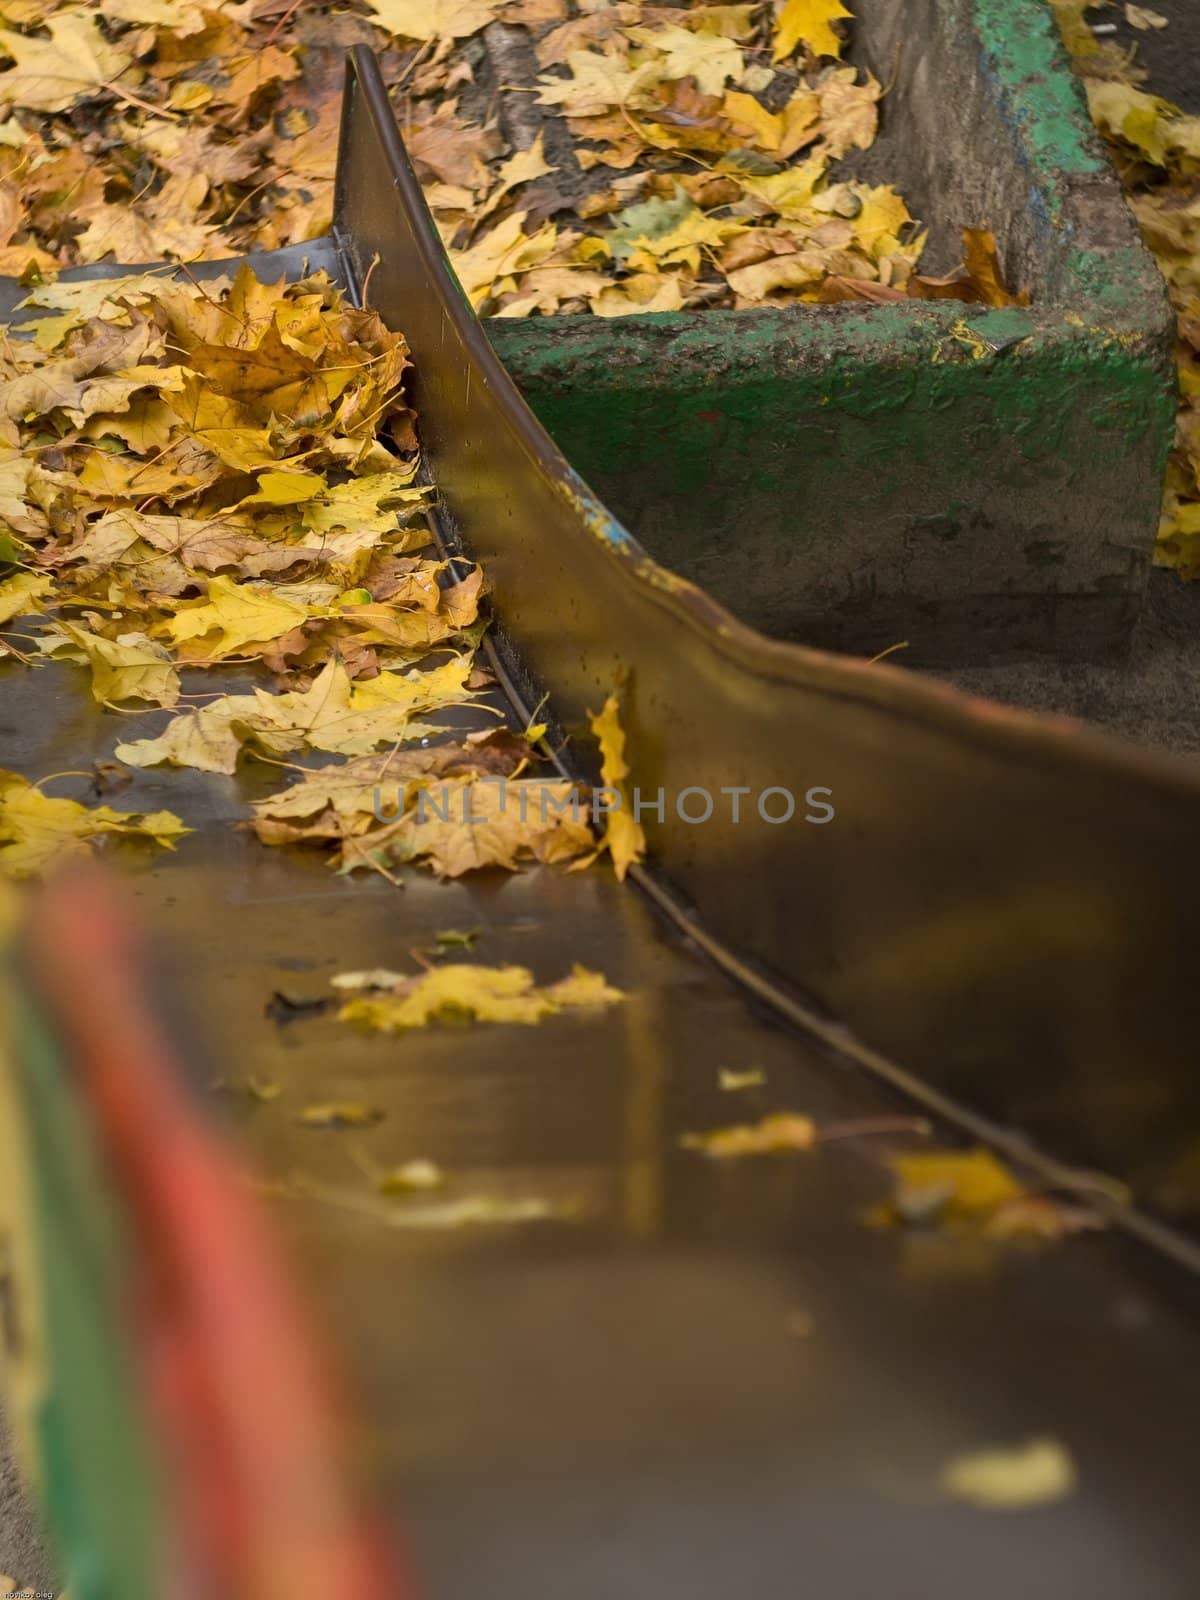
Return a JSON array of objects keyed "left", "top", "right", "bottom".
[{"left": 943, "top": 567, "right": 1200, "bottom": 757}]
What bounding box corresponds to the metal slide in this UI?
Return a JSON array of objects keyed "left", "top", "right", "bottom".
[{"left": 3, "top": 47, "right": 1200, "bottom": 1600}]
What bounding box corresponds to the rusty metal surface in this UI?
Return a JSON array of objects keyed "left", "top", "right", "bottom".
[{"left": 334, "top": 46, "right": 1200, "bottom": 1236}]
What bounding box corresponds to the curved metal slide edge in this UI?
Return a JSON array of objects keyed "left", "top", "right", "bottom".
[{"left": 333, "top": 47, "right": 1200, "bottom": 1236}]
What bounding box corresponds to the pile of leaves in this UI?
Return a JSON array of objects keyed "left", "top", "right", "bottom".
[
  {"left": 0, "top": 0, "right": 347, "bottom": 265},
  {"left": 0, "top": 263, "right": 643, "bottom": 882},
  {"left": 1050, "top": 1, "right": 1200, "bottom": 573},
  {"left": 0, "top": 0, "right": 1022, "bottom": 317},
  {"left": 405, "top": 0, "right": 1024, "bottom": 315}
]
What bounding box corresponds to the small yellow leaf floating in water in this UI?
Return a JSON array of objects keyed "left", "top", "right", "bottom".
[
  {"left": 385, "top": 1196, "right": 556, "bottom": 1228},
  {"left": 337, "top": 961, "right": 623, "bottom": 1034},
  {"left": 682, "top": 1112, "right": 817, "bottom": 1158},
  {"left": 588, "top": 691, "right": 645, "bottom": 882},
  {"left": 0, "top": 770, "right": 189, "bottom": 879},
  {"left": 719, "top": 1067, "right": 767, "bottom": 1092},
  {"left": 940, "top": 1438, "right": 1078, "bottom": 1512},
  {"left": 874, "top": 1148, "right": 1101, "bottom": 1239},
  {"left": 287, "top": 1174, "right": 564, "bottom": 1230},
  {"left": 377, "top": 1159, "right": 445, "bottom": 1194},
  {"left": 298, "top": 1102, "right": 385, "bottom": 1129}
]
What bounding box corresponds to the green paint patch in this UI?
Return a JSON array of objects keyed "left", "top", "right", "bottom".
[{"left": 973, "top": 0, "right": 1104, "bottom": 178}]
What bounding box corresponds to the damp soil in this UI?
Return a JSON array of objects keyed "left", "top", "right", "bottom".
[{"left": 1098, "top": 0, "right": 1200, "bottom": 112}]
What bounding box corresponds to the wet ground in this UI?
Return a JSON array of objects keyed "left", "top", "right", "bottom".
[
  {"left": 7, "top": 664, "right": 1200, "bottom": 1597},
  {"left": 1103, "top": 0, "right": 1200, "bottom": 112}
]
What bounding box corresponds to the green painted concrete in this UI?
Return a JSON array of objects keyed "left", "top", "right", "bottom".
[{"left": 973, "top": 0, "right": 1105, "bottom": 185}]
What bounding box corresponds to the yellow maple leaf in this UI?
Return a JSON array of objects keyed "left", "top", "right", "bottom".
[
  {"left": 337, "top": 961, "right": 623, "bottom": 1033},
  {"left": 0, "top": 11, "right": 132, "bottom": 114},
  {"left": 873, "top": 1147, "right": 1095, "bottom": 1240},
  {"left": 626, "top": 208, "right": 746, "bottom": 273},
  {"left": 0, "top": 570, "right": 50, "bottom": 625},
  {"left": 39, "top": 622, "right": 180, "bottom": 707},
  {"left": 449, "top": 213, "right": 561, "bottom": 307},
  {"left": 542, "top": 963, "right": 625, "bottom": 1008},
  {"left": 158, "top": 574, "right": 310, "bottom": 660},
  {"left": 0, "top": 460, "right": 44, "bottom": 540},
  {"left": 816, "top": 66, "right": 880, "bottom": 158},
  {"left": 301, "top": 472, "right": 426, "bottom": 537},
  {"left": 535, "top": 50, "right": 661, "bottom": 119},
  {"left": 723, "top": 89, "right": 785, "bottom": 151},
  {"left": 726, "top": 249, "right": 826, "bottom": 302},
  {"left": 115, "top": 657, "right": 474, "bottom": 775},
  {"left": 588, "top": 692, "right": 645, "bottom": 880},
  {"left": 478, "top": 133, "right": 557, "bottom": 224},
  {"left": 627, "top": 23, "right": 744, "bottom": 97},
  {"left": 0, "top": 358, "right": 90, "bottom": 422},
  {"left": 99, "top": 0, "right": 209, "bottom": 27},
  {"left": 888, "top": 1148, "right": 1023, "bottom": 1220},
  {"left": 591, "top": 273, "right": 686, "bottom": 317},
  {"left": 773, "top": 0, "right": 852, "bottom": 62},
  {"left": 681, "top": 1113, "right": 817, "bottom": 1157},
  {"left": 0, "top": 770, "right": 188, "bottom": 879},
  {"left": 739, "top": 159, "right": 828, "bottom": 219},
  {"left": 366, "top": 0, "right": 498, "bottom": 42},
  {"left": 297, "top": 1103, "right": 384, "bottom": 1128},
  {"left": 235, "top": 469, "right": 326, "bottom": 508},
  {"left": 1085, "top": 80, "right": 1174, "bottom": 168},
  {"left": 851, "top": 184, "right": 913, "bottom": 255},
  {"left": 939, "top": 1439, "right": 1077, "bottom": 1512},
  {"left": 369, "top": 776, "right": 594, "bottom": 878},
  {"left": 18, "top": 273, "right": 169, "bottom": 323}
]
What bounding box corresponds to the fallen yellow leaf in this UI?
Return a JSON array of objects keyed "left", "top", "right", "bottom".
[
  {"left": 39, "top": 622, "right": 181, "bottom": 708},
  {"left": 681, "top": 1112, "right": 817, "bottom": 1157},
  {"left": 298, "top": 1103, "right": 385, "bottom": 1129},
  {"left": 588, "top": 692, "right": 645, "bottom": 880},
  {"left": 773, "top": 0, "right": 852, "bottom": 62},
  {"left": 940, "top": 1439, "right": 1078, "bottom": 1512},
  {"left": 366, "top": 0, "right": 498, "bottom": 42},
  {"left": 338, "top": 961, "right": 623, "bottom": 1033},
  {"left": 0, "top": 770, "right": 189, "bottom": 879},
  {"left": 0, "top": 11, "right": 132, "bottom": 114}
]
